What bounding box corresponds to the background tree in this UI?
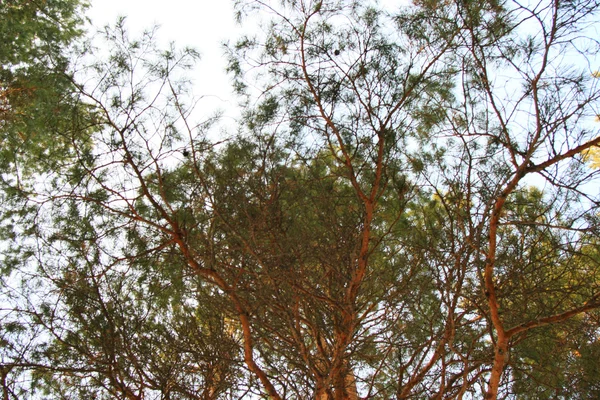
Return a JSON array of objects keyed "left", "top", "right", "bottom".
[
  {"left": 1, "top": 1, "right": 90, "bottom": 397},
  {"left": 0, "top": 0, "right": 91, "bottom": 177}
]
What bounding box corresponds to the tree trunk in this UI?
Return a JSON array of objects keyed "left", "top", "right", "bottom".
[
  {"left": 485, "top": 338, "right": 508, "bottom": 400},
  {"left": 315, "top": 368, "right": 358, "bottom": 400}
]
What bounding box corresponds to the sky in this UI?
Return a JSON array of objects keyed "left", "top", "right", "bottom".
[
  {"left": 88, "top": 0, "right": 244, "bottom": 130},
  {"left": 86, "top": 0, "right": 408, "bottom": 130}
]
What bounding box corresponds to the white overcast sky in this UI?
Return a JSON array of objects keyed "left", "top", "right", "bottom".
[
  {"left": 88, "top": 0, "right": 244, "bottom": 130},
  {"left": 86, "top": 1, "right": 407, "bottom": 123}
]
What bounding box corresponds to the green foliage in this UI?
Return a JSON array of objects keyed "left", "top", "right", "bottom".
[{"left": 0, "top": 0, "right": 92, "bottom": 178}]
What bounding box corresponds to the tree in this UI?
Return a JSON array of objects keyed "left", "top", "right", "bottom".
[
  {"left": 0, "top": 0, "right": 91, "bottom": 178},
  {"left": 225, "top": 0, "right": 600, "bottom": 398},
  {"left": 1, "top": 0, "right": 600, "bottom": 399}
]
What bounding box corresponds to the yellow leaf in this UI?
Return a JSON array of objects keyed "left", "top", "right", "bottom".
[{"left": 583, "top": 146, "right": 600, "bottom": 169}]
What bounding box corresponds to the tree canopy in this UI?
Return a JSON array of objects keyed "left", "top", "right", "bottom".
[
  {"left": 1, "top": 0, "right": 600, "bottom": 399},
  {"left": 0, "top": 0, "right": 91, "bottom": 178}
]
